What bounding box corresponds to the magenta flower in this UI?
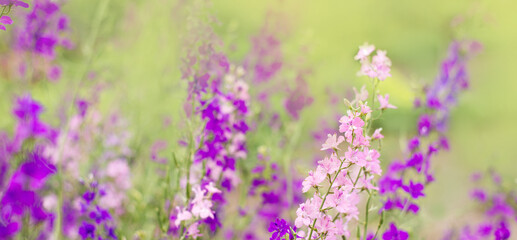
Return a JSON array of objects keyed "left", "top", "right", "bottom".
[
  {"left": 0, "top": 15, "right": 13, "bottom": 31},
  {"left": 321, "top": 133, "right": 345, "bottom": 151},
  {"left": 382, "top": 223, "right": 409, "bottom": 240},
  {"left": 402, "top": 181, "right": 425, "bottom": 199},
  {"left": 378, "top": 94, "right": 397, "bottom": 109}
]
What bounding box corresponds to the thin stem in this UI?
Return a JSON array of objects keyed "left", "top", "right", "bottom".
[
  {"left": 373, "top": 211, "right": 384, "bottom": 240},
  {"left": 52, "top": 0, "right": 111, "bottom": 239},
  {"left": 363, "top": 192, "right": 372, "bottom": 239},
  {"left": 308, "top": 149, "right": 347, "bottom": 239}
]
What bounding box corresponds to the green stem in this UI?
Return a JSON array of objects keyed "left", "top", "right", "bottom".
[
  {"left": 53, "top": 1, "right": 111, "bottom": 239},
  {"left": 373, "top": 211, "right": 384, "bottom": 240},
  {"left": 363, "top": 192, "right": 372, "bottom": 239},
  {"left": 308, "top": 149, "right": 347, "bottom": 240}
]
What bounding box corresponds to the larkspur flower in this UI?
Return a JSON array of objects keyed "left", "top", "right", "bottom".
[
  {"left": 382, "top": 223, "right": 409, "bottom": 240},
  {"left": 289, "top": 44, "right": 395, "bottom": 240},
  {"left": 378, "top": 94, "right": 397, "bottom": 109},
  {"left": 379, "top": 41, "right": 481, "bottom": 238},
  {"left": 0, "top": 15, "right": 12, "bottom": 31},
  {"left": 321, "top": 134, "right": 345, "bottom": 151}
]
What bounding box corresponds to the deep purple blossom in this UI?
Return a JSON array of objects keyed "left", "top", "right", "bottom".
[
  {"left": 402, "top": 181, "right": 425, "bottom": 199},
  {"left": 268, "top": 218, "right": 297, "bottom": 240},
  {"left": 383, "top": 223, "right": 409, "bottom": 240},
  {"left": 494, "top": 221, "right": 510, "bottom": 240}
]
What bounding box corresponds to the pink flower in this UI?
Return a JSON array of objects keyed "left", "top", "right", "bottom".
[
  {"left": 205, "top": 182, "right": 221, "bottom": 194},
  {"left": 0, "top": 16, "right": 13, "bottom": 31},
  {"left": 302, "top": 166, "right": 326, "bottom": 192},
  {"left": 186, "top": 222, "right": 202, "bottom": 238},
  {"left": 360, "top": 104, "right": 372, "bottom": 115},
  {"left": 321, "top": 133, "right": 345, "bottom": 151},
  {"left": 358, "top": 175, "right": 378, "bottom": 190},
  {"left": 372, "top": 50, "right": 392, "bottom": 81},
  {"left": 315, "top": 214, "right": 336, "bottom": 234},
  {"left": 372, "top": 128, "right": 384, "bottom": 139},
  {"left": 174, "top": 207, "right": 192, "bottom": 227},
  {"left": 191, "top": 185, "right": 215, "bottom": 219},
  {"left": 354, "top": 43, "right": 375, "bottom": 61},
  {"left": 353, "top": 85, "right": 369, "bottom": 102},
  {"left": 378, "top": 94, "right": 397, "bottom": 109},
  {"left": 325, "top": 189, "right": 360, "bottom": 219},
  {"left": 295, "top": 196, "right": 323, "bottom": 228},
  {"left": 318, "top": 153, "right": 341, "bottom": 175}
]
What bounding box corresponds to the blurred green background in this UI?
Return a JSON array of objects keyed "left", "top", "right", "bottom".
[{"left": 1, "top": 0, "right": 516, "bottom": 238}]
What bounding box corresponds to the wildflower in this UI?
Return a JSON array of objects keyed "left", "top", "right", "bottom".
[
  {"left": 321, "top": 133, "right": 345, "bottom": 151},
  {"left": 372, "top": 128, "right": 384, "bottom": 139},
  {"left": 382, "top": 223, "right": 409, "bottom": 240},
  {"left": 301, "top": 166, "right": 326, "bottom": 192},
  {"left": 354, "top": 43, "right": 375, "bottom": 61},
  {"left": 378, "top": 94, "right": 397, "bottom": 109},
  {"left": 0, "top": 15, "right": 12, "bottom": 31},
  {"left": 268, "top": 218, "right": 296, "bottom": 240},
  {"left": 494, "top": 221, "right": 510, "bottom": 240},
  {"left": 402, "top": 181, "right": 425, "bottom": 199}
]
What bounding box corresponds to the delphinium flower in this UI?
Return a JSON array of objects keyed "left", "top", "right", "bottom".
[
  {"left": 269, "top": 218, "right": 299, "bottom": 240},
  {"left": 76, "top": 178, "right": 118, "bottom": 240},
  {"left": 288, "top": 43, "right": 394, "bottom": 240},
  {"left": 229, "top": 16, "right": 315, "bottom": 239},
  {"left": 12, "top": 0, "right": 72, "bottom": 82},
  {"left": 0, "top": 95, "right": 58, "bottom": 238},
  {"left": 42, "top": 85, "right": 133, "bottom": 237},
  {"left": 0, "top": 0, "right": 29, "bottom": 31},
  {"left": 170, "top": 182, "right": 223, "bottom": 239},
  {"left": 244, "top": 12, "right": 284, "bottom": 84},
  {"left": 443, "top": 170, "right": 515, "bottom": 240},
  {"left": 171, "top": 1, "right": 249, "bottom": 236},
  {"left": 233, "top": 147, "right": 303, "bottom": 240},
  {"left": 377, "top": 40, "right": 482, "bottom": 237}
]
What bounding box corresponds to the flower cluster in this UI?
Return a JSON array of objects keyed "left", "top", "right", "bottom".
[
  {"left": 13, "top": 0, "right": 72, "bottom": 81},
  {"left": 0, "top": 0, "right": 29, "bottom": 31},
  {"left": 356, "top": 43, "right": 392, "bottom": 81},
  {"left": 170, "top": 182, "right": 223, "bottom": 239},
  {"left": 378, "top": 40, "right": 481, "bottom": 237},
  {"left": 292, "top": 44, "right": 394, "bottom": 240},
  {"left": 0, "top": 95, "right": 57, "bottom": 237},
  {"left": 443, "top": 170, "right": 514, "bottom": 240},
  {"left": 77, "top": 180, "right": 118, "bottom": 240},
  {"left": 196, "top": 66, "right": 249, "bottom": 192}
]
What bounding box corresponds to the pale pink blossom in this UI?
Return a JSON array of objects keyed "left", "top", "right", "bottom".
[
  {"left": 295, "top": 196, "right": 323, "bottom": 228},
  {"left": 191, "top": 185, "right": 214, "bottom": 219},
  {"left": 315, "top": 214, "right": 336, "bottom": 234},
  {"left": 321, "top": 133, "right": 345, "bottom": 151},
  {"left": 302, "top": 166, "right": 327, "bottom": 192},
  {"left": 354, "top": 43, "right": 375, "bottom": 61},
  {"left": 205, "top": 182, "right": 221, "bottom": 194},
  {"left": 353, "top": 85, "right": 368, "bottom": 102},
  {"left": 174, "top": 207, "right": 192, "bottom": 227},
  {"left": 318, "top": 153, "right": 341, "bottom": 175},
  {"left": 378, "top": 94, "right": 397, "bottom": 109},
  {"left": 186, "top": 222, "right": 202, "bottom": 238},
  {"left": 372, "top": 128, "right": 384, "bottom": 139},
  {"left": 360, "top": 104, "right": 372, "bottom": 115}
]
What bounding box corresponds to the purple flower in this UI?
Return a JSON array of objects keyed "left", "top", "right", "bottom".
[
  {"left": 402, "top": 181, "right": 425, "bottom": 199},
  {"left": 406, "top": 152, "right": 424, "bottom": 172},
  {"left": 470, "top": 188, "right": 487, "bottom": 202},
  {"left": 382, "top": 223, "right": 409, "bottom": 240},
  {"left": 417, "top": 115, "right": 432, "bottom": 136},
  {"left": 0, "top": 15, "right": 13, "bottom": 31},
  {"left": 494, "top": 221, "right": 510, "bottom": 240},
  {"left": 407, "top": 137, "right": 420, "bottom": 152},
  {"left": 268, "top": 218, "right": 296, "bottom": 240},
  {"left": 78, "top": 222, "right": 96, "bottom": 239}
]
